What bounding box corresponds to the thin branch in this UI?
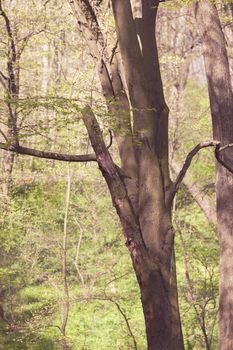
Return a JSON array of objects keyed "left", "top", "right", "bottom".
[
  {"left": 104, "top": 271, "right": 131, "bottom": 293},
  {"left": 75, "top": 295, "right": 138, "bottom": 350},
  {"left": 110, "top": 40, "right": 119, "bottom": 64},
  {"left": 0, "top": 129, "right": 8, "bottom": 142},
  {"left": 74, "top": 219, "right": 85, "bottom": 288},
  {"left": 215, "top": 143, "right": 233, "bottom": 174},
  {"left": 168, "top": 140, "right": 233, "bottom": 205},
  {"left": 0, "top": 1, "right": 16, "bottom": 62},
  {"left": 17, "top": 28, "right": 46, "bottom": 58},
  {"left": 48, "top": 325, "right": 62, "bottom": 332},
  {"left": 218, "top": 143, "right": 233, "bottom": 152},
  {"left": 107, "top": 128, "right": 113, "bottom": 149},
  {"left": 171, "top": 141, "right": 220, "bottom": 198},
  {"left": 0, "top": 0, "right": 18, "bottom": 98},
  {"left": 0, "top": 75, "right": 7, "bottom": 90},
  {"left": 112, "top": 299, "right": 138, "bottom": 350},
  {"left": 171, "top": 160, "right": 217, "bottom": 225},
  {"left": 0, "top": 70, "right": 8, "bottom": 81},
  {"left": 0, "top": 70, "right": 8, "bottom": 90}
]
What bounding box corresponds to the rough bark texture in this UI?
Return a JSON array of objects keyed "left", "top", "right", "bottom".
[{"left": 195, "top": 1, "right": 233, "bottom": 349}]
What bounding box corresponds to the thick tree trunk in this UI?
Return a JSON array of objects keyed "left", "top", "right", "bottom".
[
  {"left": 69, "top": 1, "right": 184, "bottom": 348},
  {"left": 140, "top": 260, "right": 183, "bottom": 350},
  {"left": 195, "top": 1, "right": 233, "bottom": 349},
  {"left": 83, "top": 105, "right": 183, "bottom": 349},
  {"left": 111, "top": 1, "right": 183, "bottom": 348}
]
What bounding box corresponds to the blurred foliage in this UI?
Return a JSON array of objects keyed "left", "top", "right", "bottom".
[{"left": 0, "top": 165, "right": 146, "bottom": 349}]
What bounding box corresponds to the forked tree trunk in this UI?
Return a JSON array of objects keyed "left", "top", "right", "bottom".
[
  {"left": 195, "top": 1, "right": 233, "bottom": 349},
  {"left": 111, "top": 1, "right": 183, "bottom": 348},
  {"left": 83, "top": 108, "right": 183, "bottom": 350},
  {"left": 69, "top": 0, "right": 184, "bottom": 348}
]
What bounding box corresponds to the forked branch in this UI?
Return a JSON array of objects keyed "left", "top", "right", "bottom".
[
  {"left": 170, "top": 140, "right": 233, "bottom": 203},
  {"left": 215, "top": 143, "right": 233, "bottom": 174},
  {"left": 173, "top": 141, "right": 220, "bottom": 195}
]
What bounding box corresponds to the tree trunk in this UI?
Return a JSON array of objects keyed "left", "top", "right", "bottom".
[
  {"left": 195, "top": 1, "right": 233, "bottom": 349},
  {"left": 83, "top": 106, "right": 183, "bottom": 350},
  {"left": 68, "top": 0, "right": 184, "bottom": 348},
  {"left": 140, "top": 260, "right": 183, "bottom": 350}
]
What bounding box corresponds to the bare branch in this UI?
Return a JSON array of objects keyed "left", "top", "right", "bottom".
[
  {"left": 215, "top": 143, "right": 233, "bottom": 175},
  {"left": 107, "top": 128, "right": 113, "bottom": 149},
  {"left": 0, "top": 142, "right": 97, "bottom": 162},
  {"left": 82, "top": 105, "right": 146, "bottom": 253},
  {"left": 0, "top": 70, "right": 8, "bottom": 81},
  {"left": 0, "top": 70, "right": 8, "bottom": 91},
  {"left": 110, "top": 40, "right": 119, "bottom": 64},
  {"left": 17, "top": 28, "right": 46, "bottom": 58},
  {"left": 0, "top": 75, "right": 7, "bottom": 91},
  {"left": 75, "top": 295, "right": 138, "bottom": 350},
  {"left": 0, "top": 119, "right": 113, "bottom": 162},
  {"left": 73, "top": 219, "right": 85, "bottom": 288},
  {"left": 218, "top": 143, "right": 233, "bottom": 153},
  {"left": 111, "top": 299, "right": 138, "bottom": 350},
  {"left": 171, "top": 160, "right": 217, "bottom": 225},
  {"left": 0, "top": 129, "right": 8, "bottom": 142},
  {"left": 169, "top": 141, "right": 220, "bottom": 202}
]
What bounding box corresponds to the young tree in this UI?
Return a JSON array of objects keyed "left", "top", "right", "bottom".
[
  {"left": 0, "top": 0, "right": 21, "bottom": 193},
  {"left": 0, "top": 0, "right": 45, "bottom": 193}
]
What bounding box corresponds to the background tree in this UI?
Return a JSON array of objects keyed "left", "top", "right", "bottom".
[{"left": 195, "top": 1, "right": 233, "bottom": 349}]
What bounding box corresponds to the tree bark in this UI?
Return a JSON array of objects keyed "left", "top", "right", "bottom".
[
  {"left": 68, "top": 0, "right": 185, "bottom": 347},
  {"left": 83, "top": 106, "right": 184, "bottom": 350},
  {"left": 111, "top": 2, "right": 183, "bottom": 348},
  {"left": 195, "top": 1, "right": 233, "bottom": 349}
]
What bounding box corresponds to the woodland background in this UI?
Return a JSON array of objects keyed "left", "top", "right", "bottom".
[{"left": 0, "top": 0, "right": 232, "bottom": 349}]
